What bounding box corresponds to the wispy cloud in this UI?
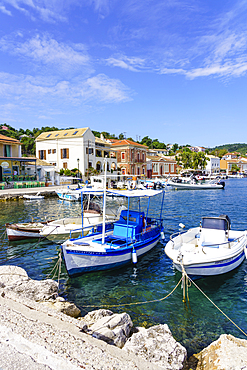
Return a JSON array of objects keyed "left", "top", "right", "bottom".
[
  {"left": 0, "top": 34, "right": 92, "bottom": 74},
  {"left": 106, "top": 55, "right": 147, "bottom": 72},
  {"left": 0, "top": 4, "right": 12, "bottom": 15},
  {"left": 0, "top": 0, "right": 68, "bottom": 21},
  {"left": 0, "top": 72, "right": 132, "bottom": 105}
]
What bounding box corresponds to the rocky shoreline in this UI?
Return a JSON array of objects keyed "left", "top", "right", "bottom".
[{"left": 0, "top": 265, "right": 247, "bottom": 370}]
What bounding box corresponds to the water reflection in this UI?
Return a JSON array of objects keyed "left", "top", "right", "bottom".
[{"left": 0, "top": 179, "right": 247, "bottom": 356}]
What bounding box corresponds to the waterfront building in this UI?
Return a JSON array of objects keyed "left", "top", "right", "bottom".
[
  {"left": 0, "top": 134, "right": 36, "bottom": 182},
  {"left": 205, "top": 155, "right": 220, "bottom": 175},
  {"left": 220, "top": 157, "right": 247, "bottom": 175},
  {"left": 110, "top": 139, "right": 148, "bottom": 176},
  {"left": 35, "top": 127, "right": 117, "bottom": 179},
  {"left": 146, "top": 155, "right": 177, "bottom": 178}
]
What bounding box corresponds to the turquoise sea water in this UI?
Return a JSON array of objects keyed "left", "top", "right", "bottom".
[{"left": 0, "top": 178, "right": 247, "bottom": 356}]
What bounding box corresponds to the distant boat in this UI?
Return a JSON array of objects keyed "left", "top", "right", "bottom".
[
  {"left": 61, "top": 189, "right": 165, "bottom": 276},
  {"left": 167, "top": 176, "right": 225, "bottom": 190},
  {"left": 165, "top": 215, "right": 247, "bottom": 276},
  {"left": 23, "top": 192, "right": 44, "bottom": 200}
]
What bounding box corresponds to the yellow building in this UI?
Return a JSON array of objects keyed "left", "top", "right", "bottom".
[{"left": 0, "top": 134, "right": 36, "bottom": 182}]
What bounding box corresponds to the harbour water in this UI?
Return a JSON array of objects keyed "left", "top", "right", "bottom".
[{"left": 0, "top": 178, "right": 247, "bottom": 356}]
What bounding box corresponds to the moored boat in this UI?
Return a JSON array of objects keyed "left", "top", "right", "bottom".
[
  {"left": 5, "top": 221, "right": 52, "bottom": 241},
  {"left": 165, "top": 215, "right": 247, "bottom": 276},
  {"left": 61, "top": 189, "right": 165, "bottom": 276},
  {"left": 167, "top": 176, "right": 225, "bottom": 190}
]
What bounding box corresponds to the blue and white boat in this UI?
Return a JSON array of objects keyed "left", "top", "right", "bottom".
[
  {"left": 61, "top": 189, "right": 165, "bottom": 276},
  {"left": 165, "top": 215, "right": 247, "bottom": 276}
]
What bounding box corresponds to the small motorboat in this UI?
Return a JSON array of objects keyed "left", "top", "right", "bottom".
[
  {"left": 165, "top": 215, "right": 247, "bottom": 277},
  {"left": 167, "top": 176, "right": 225, "bottom": 190},
  {"left": 5, "top": 220, "right": 52, "bottom": 241},
  {"left": 61, "top": 189, "right": 165, "bottom": 276},
  {"left": 23, "top": 192, "right": 44, "bottom": 200}
]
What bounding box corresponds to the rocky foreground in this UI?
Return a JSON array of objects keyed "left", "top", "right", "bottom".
[{"left": 0, "top": 265, "right": 247, "bottom": 370}]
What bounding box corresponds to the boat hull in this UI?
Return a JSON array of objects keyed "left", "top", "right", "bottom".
[
  {"left": 5, "top": 222, "right": 49, "bottom": 241},
  {"left": 172, "top": 249, "right": 245, "bottom": 276},
  {"left": 62, "top": 234, "right": 160, "bottom": 276}
]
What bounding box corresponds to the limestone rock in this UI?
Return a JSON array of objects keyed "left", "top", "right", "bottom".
[
  {"left": 123, "top": 324, "right": 187, "bottom": 370},
  {"left": 83, "top": 309, "right": 114, "bottom": 325},
  {"left": 84, "top": 309, "right": 133, "bottom": 348},
  {"left": 188, "top": 334, "right": 247, "bottom": 370},
  {"left": 9, "top": 278, "right": 58, "bottom": 301},
  {"left": 41, "top": 297, "right": 81, "bottom": 318},
  {"left": 0, "top": 265, "right": 29, "bottom": 287}
]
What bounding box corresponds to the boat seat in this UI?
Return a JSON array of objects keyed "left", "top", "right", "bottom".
[{"left": 200, "top": 228, "right": 227, "bottom": 248}]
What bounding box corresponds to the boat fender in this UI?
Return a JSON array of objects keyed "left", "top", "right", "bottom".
[
  {"left": 160, "top": 231, "right": 165, "bottom": 239},
  {"left": 132, "top": 248, "right": 137, "bottom": 264}
]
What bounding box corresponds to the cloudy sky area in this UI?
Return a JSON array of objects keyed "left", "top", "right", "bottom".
[{"left": 1, "top": 0, "right": 247, "bottom": 147}]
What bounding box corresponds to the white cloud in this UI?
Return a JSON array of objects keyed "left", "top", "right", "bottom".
[
  {"left": 1, "top": 0, "right": 67, "bottom": 22},
  {"left": 0, "top": 34, "right": 91, "bottom": 74},
  {"left": 0, "top": 71, "right": 131, "bottom": 105},
  {"left": 106, "top": 55, "right": 146, "bottom": 72},
  {"left": 0, "top": 4, "right": 12, "bottom": 15}
]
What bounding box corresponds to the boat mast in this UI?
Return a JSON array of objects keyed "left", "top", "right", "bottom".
[{"left": 102, "top": 158, "right": 107, "bottom": 244}]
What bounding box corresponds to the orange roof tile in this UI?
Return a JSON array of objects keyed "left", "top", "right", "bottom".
[{"left": 111, "top": 139, "right": 148, "bottom": 148}]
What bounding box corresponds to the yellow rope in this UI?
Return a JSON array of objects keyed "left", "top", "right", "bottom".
[
  {"left": 83, "top": 276, "right": 183, "bottom": 308},
  {"left": 188, "top": 275, "right": 247, "bottom": 338}
]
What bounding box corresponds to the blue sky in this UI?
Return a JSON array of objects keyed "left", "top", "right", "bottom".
[{"left": 1, "top": 0, "right": 247, "bottom": 148}]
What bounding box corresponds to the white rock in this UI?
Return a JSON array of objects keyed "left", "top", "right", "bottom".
[
  {"left": 123, "top": 324, "right": 187, "bottom": 370},
  {"left": 84, "top": 309, "right": 133, "bottom": 348},
  {"left": 0, "top": 265, "right": 29, "bottom": 287}
]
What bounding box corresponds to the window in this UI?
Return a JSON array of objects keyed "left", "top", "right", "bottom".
[
  {"left": 48, "top": 149, "right": 51, "bottom": 154},
  {"left": 121, "top": 152, "right": 125, "bottom": 161},
  {"left": 52, "top": 149, "right": 56, "bottom": 154},
  {"left": 73, "top": 131, "right": 78, "bottom": 135},
  {"left": 63, "top": 162, "right": 68, "bottom": 169},
  {"left": 55, "top": 134, "right": 59, "bottom": 137},
  {"left": 153, "top": 163, "right": 158, "bottom": 172},
  {"left": 61, "top": 148, "right": 69, "bottom": 159},
  {"left": 64, "top": 133, "right": 68, "bottom": 136},
  {"left": 46, "top": 134, "right": 51, "bottom": 138},
  {"left": 38, "top": 150, "right": 46, "bottom": 160},
  {"left": 170, "top": 164, "right": 174, "bottom": 172},
  {"left": 86, "top": 148, "right": 94, "bottom": 154},
  {"left": 164, "top": 163, "right": 169, "bottom": 173},
  {"left": 4, "top": 145, "right": 11, "bottom": 157}
]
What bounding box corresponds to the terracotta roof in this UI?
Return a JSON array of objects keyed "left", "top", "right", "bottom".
[
  {"left": 146, "top": 155, "right": 176, "bottom": 162},
  {"left": 36, "top": 127, "right": 89, "bottom": 141},
  {"left": 0, "top": 134, "right": 20, "bottom": 144},
  {"left": 111, "top": 140, "right": 148, "bottom": 148}
]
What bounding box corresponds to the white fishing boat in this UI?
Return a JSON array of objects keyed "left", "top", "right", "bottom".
[
  {"left": 55, "top": 186, "right": 82, "bottom": 201},
  {"left": 167, "top": 176, "right": 225, "bottom": 190},
  {"left": 23, "top": 192, "right": 44, "bottom": 200},
  {"left": 5, "top": 220, "right": 52, "bottom": 241},
  {"left": 61, "top": 189, "right": 165, "bottom": 276},
  {"left": 165, "top": 215, "right": 247, "bottom": 277}
]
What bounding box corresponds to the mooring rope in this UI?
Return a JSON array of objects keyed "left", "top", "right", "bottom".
[
  {"left": 179, "top": 262, "right": 247, "bottom": 338},
  {"left": 83, "top": 275, "right": 183, "bottom": 308}
]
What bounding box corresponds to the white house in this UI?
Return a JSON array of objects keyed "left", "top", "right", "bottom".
[
  {"left": 205, "top": 155, "right": 220, "bottom": 175},
  {"left": 36, "top": 127, "right": 117, "bottom": 179}
]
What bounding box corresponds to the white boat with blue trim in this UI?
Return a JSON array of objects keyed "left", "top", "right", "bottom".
[
  {"left": 165, "top": 215, "right": 247, "bottom": 276},
  {"left": 61, "top": 189, "right": 165, "bottom": 276}
]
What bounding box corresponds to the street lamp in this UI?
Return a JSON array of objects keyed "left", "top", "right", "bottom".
[{"left": 77, "top": 158, "right": 80, "bottom": 181}]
